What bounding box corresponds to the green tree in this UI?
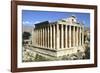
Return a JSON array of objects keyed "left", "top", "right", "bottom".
[{"left": 23, "top": 32, "right": 31, "bottom": 40}]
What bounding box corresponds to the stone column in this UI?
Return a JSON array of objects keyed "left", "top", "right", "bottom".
[
  {"left": 56, "top": 24, "right": 59, "bottom": 49},
  {"left": 40, "top": 29, "right": 41, "bottom": 46},
  {"left": 50, "top": 25, "right": 52, "bottom": 49},
  {"left": 61, "top": 24, "right": 64, "bottom": 49},
  {"left": 38, "top": 29, "right": 40, "bottom": 46},
  {"left": 47, "top": 26, "right": 50, "bottom": 48},
  {"left": 79, "top": 27, "right": 81, "bottom": 46},
  {"left": 37, "top": 30, "right": 39, "bottom": 46},
  {"left": 73, "top": 26, "right": 75, "bottom": 47},
  {"left": 69, "top": 25, "right": 71, "bottom": 47},
  {"left": 39, "top": 29, "right": 40, "bottom": 46},
  {"left": 41, "top": 28, "right": 43, "bottom": 46},
  {"left": 38, "top": 30, "right": 39, "bottom": 46},
  {"left": 43, "top": 28, "right": 44, "bottom": 47},
  {"left": 45, "top": 27, "right": 47, "bottom": 47},
  {"left": 76, "top": 27, "right": 78, "bottom": 46},
  {"left": 65, "top": 25, "right": 67, "bottom": 48},
  {"left": 40, "top": 28, "right": 42, "bottom": 46},
  {"left": 35, "top": 29, "right": 38, "bottom": 45},
  {"left": 53, "top": 25, "right": 55, "bottom": 49},
  {"left": 34, "top": 30, "right": 35, "bottom": 44}
]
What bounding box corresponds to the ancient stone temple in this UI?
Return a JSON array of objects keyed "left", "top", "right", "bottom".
[{"left": 32, "top": 16, "right": 85, "bottom": 59}]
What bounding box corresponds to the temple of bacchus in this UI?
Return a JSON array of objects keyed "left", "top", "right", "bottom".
[{"left": 31, "top": 16, "right": 85, "bottom": 59}]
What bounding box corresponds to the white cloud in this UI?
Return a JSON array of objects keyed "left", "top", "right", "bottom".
[
  {"left": 23, "top": 21, "right": 45, "bottom": 26},
  {"left": 23, "top": 21, "right": 32, "bottom": 25}
]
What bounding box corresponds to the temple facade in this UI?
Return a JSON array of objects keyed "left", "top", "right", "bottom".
[{"left": 32, "top": 16, "right": 85, "bottom": 58}]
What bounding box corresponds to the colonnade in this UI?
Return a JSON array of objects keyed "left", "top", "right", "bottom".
[{"left": 34, "top": 24, "right": 84, "bottom": 50}]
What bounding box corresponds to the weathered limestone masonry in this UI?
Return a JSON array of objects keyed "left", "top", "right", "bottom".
[{"left": 32, "top": 16, "right": 85, "bottom": 59}]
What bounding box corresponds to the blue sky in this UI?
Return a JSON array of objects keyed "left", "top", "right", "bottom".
[{"left": 22, "top": 10, "right": 90, "bottom": 27}]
